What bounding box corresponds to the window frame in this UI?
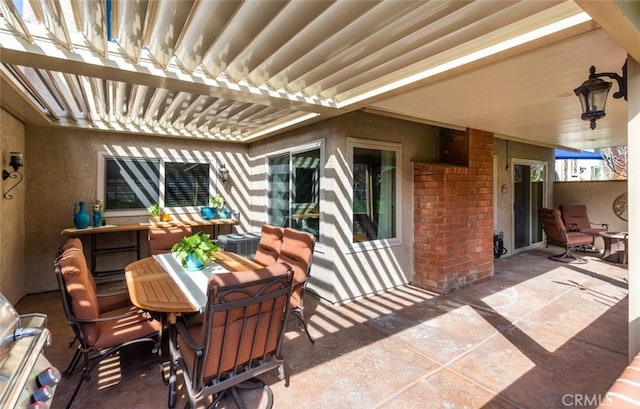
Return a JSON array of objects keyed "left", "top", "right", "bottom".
[
  {"left": 265, "top": 140, "right": 324, "bottom": 246},
  {"left": 97, "top": 151, "right": 214, "bottom": 217},
  {"left": 347, "top": 137, "right": 402, "bottom": 252}
]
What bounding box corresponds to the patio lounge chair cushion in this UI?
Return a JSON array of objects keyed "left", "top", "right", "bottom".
[
  {"left": 253, "top": 224, "right": 284, "bottom": 267},
  {"left": 58, "top": 238, "right": 131, "bottom": 313},
  {"left": 538, "top": 207, "right": 595, "bottom": 262},
  {"left": 559, "top": 204, "right": 608, "bottom": 233},
  {"left": 56, "top": 238, "right": 161, "bottom": 348}
]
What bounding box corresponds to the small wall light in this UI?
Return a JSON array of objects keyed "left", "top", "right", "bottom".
[
  {"left": 217, "top": 164, "right": 229, "bottom": 183},
  {"left": 573, "top": 59, "right": 627, "bottom": 130},
  {"left": 2, "top": 152, "right": 23, "bottom": 199}
]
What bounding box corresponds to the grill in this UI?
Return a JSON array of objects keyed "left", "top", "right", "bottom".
[{"left": 0, "top": 293, "right": 59, "bottom": 409}]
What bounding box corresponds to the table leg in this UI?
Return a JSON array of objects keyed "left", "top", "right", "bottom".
[
  {"left": 167, "top": 320, "right": 177, "bottom": 409},
  {"left": 90, "top": 233, "right": 97, "bottom": 274},
  {"left": 601, "top": 237, "right": 613, "bottom": 259}
]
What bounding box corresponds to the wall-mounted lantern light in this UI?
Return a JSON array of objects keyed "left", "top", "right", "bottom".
[
  {"left": 573, "top": 59, "right": 627, "bottom": 130},
  {"left": 2, "top": 152, "right": 23, "bottom": 199},
  {"left": 217, "top": 163, "right": 229, "bottom": 183}
]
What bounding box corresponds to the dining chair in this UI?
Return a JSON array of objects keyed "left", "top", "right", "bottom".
[
  {"left": 168, "top": 263, "right": 293, "bottom": 409},
  {"left": 253, "top": 224, "right": 284, "bottom": 267},
  {"left": 538, "top": 207, "right": 595, "bottom": 263},
  {"left": 55, "top": 238, "right": 161, "bottom": 408},
  {"left": 148, "top": 225, "right": 192, "bottom": 256},
  {"left": 277, "top": 228, "right": 316, "bottom": 344}
]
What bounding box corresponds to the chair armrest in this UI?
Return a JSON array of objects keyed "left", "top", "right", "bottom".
[{"left": 174, "top": 319, "right": 204, "bottom": 354}]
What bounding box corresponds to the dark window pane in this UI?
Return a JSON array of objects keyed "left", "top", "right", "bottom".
[
  {"left": 105, "top": 158, "right": 160, "bottom": 210},
  {"left": 352, "top": 147, "right": 396, "bottom": 242},
  {"left": 165, "top": 162, "right": 209, "bottom": 207}
]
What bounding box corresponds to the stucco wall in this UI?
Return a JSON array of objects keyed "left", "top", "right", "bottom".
[
  {"left": 25, "top": 126, "right": 249, "bottom": 293},
  {"left": 0, "top": 109, "right": 26, "bottom": 304},
  {"left": 554, "top": 180, "right": 628, "bottom": 236},
  {"left": 250, "top": 111, "right": 438, "bottom": 303}
]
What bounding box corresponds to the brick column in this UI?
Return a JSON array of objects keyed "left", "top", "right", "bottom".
[{"left": 413, "top": 129, "right": 494, "bottom": 293}]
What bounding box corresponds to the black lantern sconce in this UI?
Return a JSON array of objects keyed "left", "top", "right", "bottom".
[
  {"left": 2, "top": 152, "right": 23, "bottom": 199},
  {"left": 217, "top": 163, "right": 229, "bottom": 183},
  {"left": 574, "top": 59, "right": 627, "bottom": 130}
]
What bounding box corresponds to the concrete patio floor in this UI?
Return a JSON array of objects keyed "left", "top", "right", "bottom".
[{"left": 17, "top": 246, "right": 629, "bottom": 409}]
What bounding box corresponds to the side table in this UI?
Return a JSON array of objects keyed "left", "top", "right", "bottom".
[{"left": 599, "top": 232, "right": 628, "bottom": 264}]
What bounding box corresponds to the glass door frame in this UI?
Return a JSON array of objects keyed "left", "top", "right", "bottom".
[{"left": 510, "top": 158, "right": 549, "bottom": 254}]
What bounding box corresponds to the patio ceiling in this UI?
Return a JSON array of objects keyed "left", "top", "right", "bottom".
[{"left": 0, "top": 0, "right": 634, "bottom": 148}]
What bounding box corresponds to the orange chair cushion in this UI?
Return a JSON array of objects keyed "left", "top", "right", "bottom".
[
  {"left": 179, "top": 263, "right": 291, "bottom": 379},
  {"left": 253, "top": 224, "right": 284, "bottom": 266}
]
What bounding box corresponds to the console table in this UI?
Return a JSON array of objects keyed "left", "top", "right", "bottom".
[{"left": 62, "top": 219, "right": 238, "bottom": 277}]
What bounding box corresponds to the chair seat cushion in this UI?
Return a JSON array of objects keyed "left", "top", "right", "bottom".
[
  {"left": 91, "top": 305, "right": 161, "bottom": 350},
  {"left": 566, "top": 232, "right": 596, "bottom": 246}
]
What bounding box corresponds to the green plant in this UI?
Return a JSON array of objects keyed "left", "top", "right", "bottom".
[
  {"left": 148, "top": 203, "right": 162, "bottom": 217},
  {"left": 209, "top": 194, "right": 225, "bottom": 211},
  {"left": 171, "top": 232, "right": 219, "bottom": 267}
]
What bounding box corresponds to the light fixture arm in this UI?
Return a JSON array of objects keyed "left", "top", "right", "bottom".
[
  {"left": 589, "top": 60, "right": 627, "bottom": 101},
  {"left": 2, "top": 170, "right": 23, "bottom": 200}
]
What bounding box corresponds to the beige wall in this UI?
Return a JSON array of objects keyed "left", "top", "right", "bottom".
[
  {"left": 554, "top": 180, "right": 628, "bottom": 238},
  {"left": 25, "top": 125, "right": 249, "bottom": 293},
  {"left": 251, "top": 111, "right": 438, "bottom": 303},
  {"left": 0, "top": 109, "right": 26, "bottom": 304}
]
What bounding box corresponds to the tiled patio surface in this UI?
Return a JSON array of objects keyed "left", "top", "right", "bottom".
[{"left": 17, "top": 247, "right": 629, "bottom": 409}]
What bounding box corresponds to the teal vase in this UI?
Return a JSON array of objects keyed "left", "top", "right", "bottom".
[
  {"left": 73, "top": 201, "right": 90, "bottom": 229},
  {"left": 93, "top": 211, "right": 102, "bottom": 227},
  {"left": 185, "top": 253, "right": 204, "bottom": 271}
]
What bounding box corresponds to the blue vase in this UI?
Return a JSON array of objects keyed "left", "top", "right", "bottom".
[
  {"left": 185, "top": 253, "right": 204, "bottom": 271},
  {"left": 73, "top": 201, "right": 90, "bottom": 229},
  {"left": 93, "top": 211, "right": 102, "bottom": 227},
  {"left": 200, "top": 207, "right": 216, "bottom": 220}
]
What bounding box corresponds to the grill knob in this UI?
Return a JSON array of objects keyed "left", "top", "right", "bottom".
[
  {"left": 32, "top": 385, "right": 53, "bottom": 403},
  {"left": 37, "top": 366, "right": 61, "bottom": 387}
]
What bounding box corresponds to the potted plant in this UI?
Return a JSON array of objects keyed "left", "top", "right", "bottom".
[
  {"left": 171, "top": 232, "right": 220, "bottom": 271},
  {"left": 210, "top": 194, "right": 228, "bottom": 219},
  {"left": 148, "top": 203, "right": 163, "bottom": 224}
]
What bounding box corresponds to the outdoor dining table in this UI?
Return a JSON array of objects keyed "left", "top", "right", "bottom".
[
  {"left": 125, "top": 251, "right": 263, "bottom": 405},
  {"left": 125, "top": 251, "right": 262, "bottom": 322}
]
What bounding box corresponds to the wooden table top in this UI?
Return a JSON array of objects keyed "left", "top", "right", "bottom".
[
  {"left": 125, "top": 251, "right": 262, "bottom": 314},
  {"left": 62, "top": 219, "right": 238, "bottom": 236}
]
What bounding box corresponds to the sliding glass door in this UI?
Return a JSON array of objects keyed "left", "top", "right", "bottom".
[
  {"left": 512, "top": 160, "right": 546, "bottom": 251},
  {"left": 267, "top": 144, "right": 321, "bottom": 240}
]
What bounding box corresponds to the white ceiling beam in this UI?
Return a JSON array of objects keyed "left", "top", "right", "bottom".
[{"left": 0, "top": 31, "right": 337, "bottom": 112}]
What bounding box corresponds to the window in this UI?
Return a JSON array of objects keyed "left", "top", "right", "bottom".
[
  {"left": 267, "top": 143, "right": 321, "bottom": 240},
  {"left": 350, "top": 140, "right": 400, "bottom": 244},
  {"left": 99, "top": 154, "right": 210, "bottom": 215}
]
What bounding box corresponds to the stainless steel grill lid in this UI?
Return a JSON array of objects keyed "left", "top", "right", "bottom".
[{"left": 0, "top": 293, "right": 20, "bottom": 366}]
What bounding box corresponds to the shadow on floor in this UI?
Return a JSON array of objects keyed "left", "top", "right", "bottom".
[{"left": 16, "top": 247, "right": 628, "bottom": 409}]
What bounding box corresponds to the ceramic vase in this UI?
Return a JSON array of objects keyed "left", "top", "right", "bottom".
[{"left": 73, "top": 201, "right": 90, "bottom": 229}]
